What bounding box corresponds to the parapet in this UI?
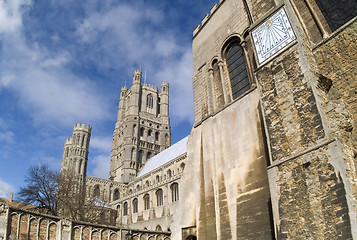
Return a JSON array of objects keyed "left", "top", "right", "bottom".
[
  {"left": 73, "top": 122, "right": 92, "bottom": 133},
  {"left": 193, "top": 1, "right": 222, "bottom": 38}
]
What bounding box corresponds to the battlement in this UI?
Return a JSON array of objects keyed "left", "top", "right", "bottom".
[
  {"left": 193, "top": 1, "right": 221, "bottom": 37},
  {"left": 73, "top": 122, "right": 92, "bottom": 132},
  {"left": 134, "top": 69, "right": 142, "bottom": 75},
  {"left": 121, "top": 86, "right": 128, "bottom": 91},
  {"left": 142, "top": 82, "right": 158, "bottom": 91}
]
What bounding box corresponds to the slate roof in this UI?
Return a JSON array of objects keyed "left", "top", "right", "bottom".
[{"left": 136, "top": 136, "right": 188, "bottom": 178}]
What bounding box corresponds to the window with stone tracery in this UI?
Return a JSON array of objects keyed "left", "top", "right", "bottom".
[
  {"left": 156, "top": 189, "right": 163, "bottom": 206},
  {"left": 133, "top": 198, "right": 138, "bottom": 213},
  {"left": 147, "top": 94, "right": 154, "bottom": 108}
]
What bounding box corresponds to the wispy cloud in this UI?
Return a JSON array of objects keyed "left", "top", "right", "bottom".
[
  {"left": 90, "top": 136, "right": 112, "bottom": 153},
  {"left": 0, "top": 0, "right": 30, "bottom": 33},
  {"left": 0, "top": 177, "right": 15, "bottom": 199},
  {"left": 91, "top": 154, "right": 110, "bottom": 179}
]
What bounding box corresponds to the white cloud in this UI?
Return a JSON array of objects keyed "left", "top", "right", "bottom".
[
  {"left": 0, "top": 31, "right": 111, "bottom": 127},
  {"left": 91, "top": 154, "right": 110, "bottom": 179},
  {"left": 0, "top": 0, "right": 31, "bottom": 34},
  {"left": 90, "top": 136, "right": 112, "bottom": 153},
  {"left": 0, "top": 131, "right": 14, "bottom": 144},
  {"left": 0, "top": 178, "right": 15, "bottom": 199},
  {"left": 155, "top": 47, "right": 194, "bottom": 124}
]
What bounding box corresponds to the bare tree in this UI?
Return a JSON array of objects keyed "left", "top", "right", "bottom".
[
  {"left": 18, "top": 165, "right": 115, "bottom": 224},
  {"left": 57, "top": 170, "right": 115, "bottom": 225},
  {"left": 17, "top": 164, "right": 59, "bottom": 215}
]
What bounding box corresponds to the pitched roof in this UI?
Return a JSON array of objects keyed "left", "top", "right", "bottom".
[{"left": 136, "top": 136, "right": 188, "bottom": 178}]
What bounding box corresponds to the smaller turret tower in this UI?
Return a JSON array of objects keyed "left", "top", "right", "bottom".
[{"left": 60, "top": 123, "right": 91, "bottom": 182}]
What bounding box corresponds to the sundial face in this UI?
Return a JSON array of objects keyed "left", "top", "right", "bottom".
[{"left": 252, "top": 8, "right": 296, "bottom": 65}]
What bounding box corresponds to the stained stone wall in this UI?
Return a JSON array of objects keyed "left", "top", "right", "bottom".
[{"left": 181, "top": 0, "right": 357, "bottom": 239}]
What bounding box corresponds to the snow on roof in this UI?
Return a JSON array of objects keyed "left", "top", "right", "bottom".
[{"left": 136, "top": 136, "right": 188, "bottom": 178}]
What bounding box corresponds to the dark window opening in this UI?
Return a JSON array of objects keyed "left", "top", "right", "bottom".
[
  {"left": 224, "top": 39, "right": 250, "bottom": 100},
  {"left": 315, "top": 0, "right": 357, "bottom": 32}
]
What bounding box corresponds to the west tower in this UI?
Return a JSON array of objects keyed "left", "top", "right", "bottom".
[
  {"left": 110, "top": 70, "right": 171, "bottom": 183},
  {"left": 60, "top": 122, "right": 91, "bottom": 182}
]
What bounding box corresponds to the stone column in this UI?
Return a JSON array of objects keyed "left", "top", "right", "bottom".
[
  {"left": 207, "top": 68, "right": 215, "bottom": 114},
  {"left": 218, "top": 61, "right": 228, "bottom": 104}
]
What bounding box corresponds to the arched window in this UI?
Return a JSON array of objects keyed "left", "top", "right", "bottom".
[
  {"left": 140, "top": 127, "right": 144, "bottom": 137},
  {"left": 147, "top": 152, "right": 152, "bottom": 160},
  {"left": 143, "top": 194, "right": 150, "bottom": 210},
  {"left": 167, "top": 169, "right": 172, "bottom": 178},
  {"left": 147, "top": 94, "right": 154, "bottom": 108},
  {"left": 145, "top": 180, "right": 150, "bottom": 187},
  {"left": 155, "top": 132, "right": 159, "bottom": 142},
  {"left": 136, "top": 185, "right": 141, "bottom": 191},
  {"left": 138, "top": 150, "right": 143, "bottom": 164},
  {"left": 156, "top": 175, "right": 160, "bottom": 183},
  {"left": 94, "top": 185, "right": 100, "bottom": 197},
  {"left": 156, "top": 189, "right": 163, "bottom": 206},
  {"left": 170, "top": 183, "right": 179, "bottom": 202},
  {"left": 180, "top": 163, "right": 185, "bottom": 171},
  {"left": 132, "top": 198, "right": 138, "bottom": 213},
  {"left": 113, "top": 189, "right": 120, "bottom": 200},
  {"left": 224, "top": 38, "right": 250, "bottom": 100},
  {"left": 123, "top": 202, "right": 128, "bottom": 216},
  {"left": 315, "top": 0, "right": 357, "bottom": 32},
  {"left": 212, "top": 59, "right": 225, "bottom": 108}
]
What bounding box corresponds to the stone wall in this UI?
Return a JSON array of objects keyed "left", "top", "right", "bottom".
[
  {"left": 0, "top": 200, "right": 171, "bottom": 240},
  {"left": 185, "top": 0, "right": 357, "bottom": 239},
  {"left": 110, "top": 154, "right": 186, "bottom": 232}
]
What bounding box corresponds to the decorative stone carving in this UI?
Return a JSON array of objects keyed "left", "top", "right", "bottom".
[{"left": 0, "top": 203, "right": 8, "bottom": 215}]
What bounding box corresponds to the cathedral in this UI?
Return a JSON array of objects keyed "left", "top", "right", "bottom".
[{"left": 1, "top": 0, "right": 357, "bottom": 239}]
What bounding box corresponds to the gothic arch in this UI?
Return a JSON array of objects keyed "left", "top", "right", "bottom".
[{"left": 222, "top": 36, "right": 251, "bottom": 100}]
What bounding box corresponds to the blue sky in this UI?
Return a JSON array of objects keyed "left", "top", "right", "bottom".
[{"left": 0, "top": 0, "right": 217, "bottom": 199}]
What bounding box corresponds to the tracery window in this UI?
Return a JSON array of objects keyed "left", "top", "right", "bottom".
[
  {"left": 113, "top": 189, "right": 120, "bottom": 200},
  {"left": 170, "top": 183, "right": 179, "bottom": 202},
  {"left": 156, "top": 189, "right": 163, "bottom": 206},
  {"left": 133, "top": 198, "right": 138, "bottom": 213},
  {"left": 315, "top": 0, "right": 357, "bottom": 32},
  {"left": 224, "top": 38, "right": 250, "bottom": 100},
  {"left": 144, "top": 194, "right": 150, "bottom": 210},
  {"left": 147, "top": 94, "right": 154, "bottom": 108}
]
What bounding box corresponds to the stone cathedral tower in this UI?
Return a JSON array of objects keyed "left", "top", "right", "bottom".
[
  {"left": 110, "top": 70, "right": 171, "bottom": 183},
  {"left": 60, "top": 122, "right": 92, "bottom": 182}
]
